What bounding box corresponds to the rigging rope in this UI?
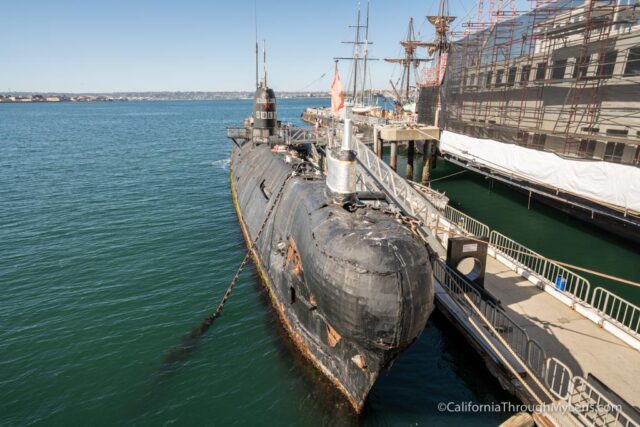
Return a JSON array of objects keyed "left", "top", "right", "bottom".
[
  {"left": 298, "top": 65, "right": 332, "bottom": 92},
  {"left": 428, "top": 169, "right": 466, "bottom": 183}
]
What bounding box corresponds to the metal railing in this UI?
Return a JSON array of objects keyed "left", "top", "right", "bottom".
[
  {"left": 443, "top": 205, "right": 490, "bottom": 238},
  {"left": 408, "top": 181, "right": 449, "bottom": 210},
  {"left": 434, "top": 260, "right": 547, "bottom": 379},
  {"left": 348, "top": 137, "right": 488, "bottom": 246},
  {"left": 226, "top": 126, "right": 249, "bottom": 139},
  {"left": 350, "top": 137, "right": 443, "bottom": 229},
  {"left": 567, "top": 376, "right": 638, "bottom": 427},
  {"left": 591, "top": 287, "right": 640, "bottom": 337},
  {"left": 283, "top": 126, "right": 326, "bottom": 144},
  {"left": 348, "top": 113, "right": 388, "bottom": 126},
  {"left": 436, "top": 260, "right": 637, "bottom": 426},
  {"left": 544, "top": 357, "right": 574, "bottom": 400},
  {"left": 433, "top": 259, "right": 483, "bottom": 309},
  {"left": 489, "top": 230, "right": 591, "bottom": 302}
]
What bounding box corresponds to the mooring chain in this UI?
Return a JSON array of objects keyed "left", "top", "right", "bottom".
[
  {"left": 347, "top": 203, "right": 427, "bottom": 242},
  {"left": 208, "top": 171, "right": 297, "bottom": 323}
]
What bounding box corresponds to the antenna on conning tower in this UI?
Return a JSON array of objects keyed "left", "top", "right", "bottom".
[
  {"left": 254, "top": 0, "right": 259, "bottom": 89},
  {"left": 262, "top": 40, "right": 267, "bottom": 87}
]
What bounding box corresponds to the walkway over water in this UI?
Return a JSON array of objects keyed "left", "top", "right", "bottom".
[
  {"left": 483, "top": 256, "right": 640, "bottom": 408},
  {"left": 330, "top": 131, "right": 640, "bottom": 426}
]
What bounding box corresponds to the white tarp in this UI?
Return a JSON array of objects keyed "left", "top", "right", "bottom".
[{"left": 439, "top": 130, "right": 640, "bottom": 212}]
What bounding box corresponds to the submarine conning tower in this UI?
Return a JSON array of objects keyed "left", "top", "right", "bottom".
[
  {"left": 326, "top": 115, "right": 357, "bottom": 204},
  {"left": 252, "top": 83, "right": 277, "bottom": 143}
]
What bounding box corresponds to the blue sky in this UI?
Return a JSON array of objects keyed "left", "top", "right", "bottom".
[{"left": 1, "top": 0, "right": 482, "bottom": 92}]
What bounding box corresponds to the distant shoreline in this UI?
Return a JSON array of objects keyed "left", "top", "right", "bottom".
[{"left": 0, "top": 92, "right": 330, "bottom": 103}]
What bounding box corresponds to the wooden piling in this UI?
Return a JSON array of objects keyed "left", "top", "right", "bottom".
[
  {"left": 421, "top": 140, "right": 432, "bottom": 185},
  {"left": 406, "top": 140, "right": 414, "bottom": 180},
  {"left": 390, "top": 141, "right": 398, "bottom": 171}
]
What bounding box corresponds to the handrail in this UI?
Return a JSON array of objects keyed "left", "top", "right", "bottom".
[
  {"left": 443, "top": 205, "right": 490, "bottom": 238},
  {"left": 544, "top": 357, "right": 574, "bottom": 400},
  {"left": 434, "top": 261, "right": 547, "bottom": 379},
  {"left": 567, "top": 376, "right": 638, "bottom": 427},
  {"left": 436, "top": 261, "right": 637, "bottom": 426},
  {"left": 408, "top": 181, "right": 449, "bottom": 210},
  {"left": 350, "top": 137, "right": 488, "bottom": 244},
  {"left": 433, "top": 259, "right": 484, "bottom": 309},
  {"left": 226, "top": 126, "right": 249, "bottom": 139},
  {"left": 351, "top": 137, "right": 443, "bottom": 227},
  {"left": 591, "top": 287, "right": 640, "bottom": 337},
  {"left": 489, "top": 230, "right": 591, "bottom": 302}
]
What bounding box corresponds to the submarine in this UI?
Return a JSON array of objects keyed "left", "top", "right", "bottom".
[{"left": 226, "top": 70, "right": 434, "bottom": 411}]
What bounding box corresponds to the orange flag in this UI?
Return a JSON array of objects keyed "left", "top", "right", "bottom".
[{"left": 330, "top": 65, "right": 344, "bottom": 117}]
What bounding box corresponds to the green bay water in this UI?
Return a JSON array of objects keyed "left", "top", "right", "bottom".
[
  {"left": 1, "top": 99, "right": 514, "bottom": 426},
  {"left": 12, "top": 98, "right": 640, "bottom": 426}
]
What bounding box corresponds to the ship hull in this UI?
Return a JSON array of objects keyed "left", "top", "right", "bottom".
[{"left": 229, "top": 142, "right": 433, "bottom": 411}]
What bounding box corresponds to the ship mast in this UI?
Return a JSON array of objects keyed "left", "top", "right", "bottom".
[
  {"left": 426, "top": 0, "right": 455, "bottom": 85},
  {"left": 384, "top": 18, "right": 431, "bottom": 105},
  {"left": 360, "top": 1, "right": 371, "bottom": 104},
  {"left": 334, "top": 4, "right": 377, "bottom": 106}
]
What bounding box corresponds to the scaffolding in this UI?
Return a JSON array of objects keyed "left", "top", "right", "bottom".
[{"left": 435, "top": 0, "right": 640, "bottom": 166}]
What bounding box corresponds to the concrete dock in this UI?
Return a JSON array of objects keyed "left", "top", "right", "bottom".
[{"left": 484, "top": 256, "right": 640, "bottom": 408}]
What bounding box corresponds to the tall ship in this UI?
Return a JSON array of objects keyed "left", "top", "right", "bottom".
[
  {"left": 226, "top": 56, "right": 434, "bottom": 411},
  {"left": 417, "top": 0, "right": 640, "bottom": 243}
]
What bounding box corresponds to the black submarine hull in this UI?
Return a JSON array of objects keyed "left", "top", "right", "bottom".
[{"left": 229, "top": 142, "right": 434, "bottom": 411}]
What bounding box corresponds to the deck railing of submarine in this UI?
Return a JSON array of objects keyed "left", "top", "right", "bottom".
[
  {"left": 226, "top": 127, "right": 249, "bottom": 139},
  {"left": 283, "top": 126, "right": 327, "bottom": 144}
]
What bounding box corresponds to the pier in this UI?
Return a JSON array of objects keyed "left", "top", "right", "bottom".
[
  {"left": 302, "top": 109, "right": 440, "bottom": 184},
  {"left": 330, "top": 130, "right": 640, "bottom": 426}
]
